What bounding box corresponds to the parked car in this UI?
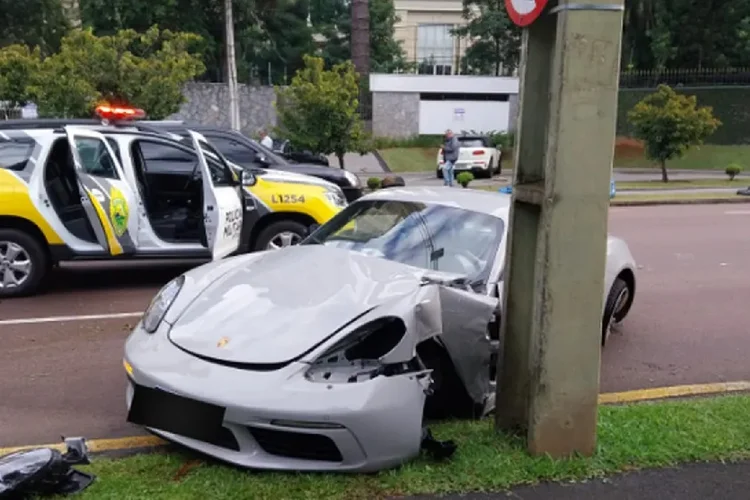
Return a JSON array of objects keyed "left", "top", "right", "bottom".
[
  {"left": 436, "top": 135, "right": 502, "bottom": 179},
  {"left": 148, "top": 123, "right": 361, "bottom": 202},
  {"left": 0, "top": 106, "right": 347, "bottom": 297},
  {"left": 123, "top": 186, "right": 637, "bottom": 473},
  {"left": 273, "top": 139, "right": 331, "bottom": 167}
]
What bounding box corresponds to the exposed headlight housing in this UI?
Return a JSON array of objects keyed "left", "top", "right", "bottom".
[
  {"left": 142, "top": 275, "right": 185, "bottom": 333},
  {"left": 324, "top": 187, "right": 347, "bottom": 208},
  {"left": 343, "top": 170, "right": 360, "bottom": 187}
]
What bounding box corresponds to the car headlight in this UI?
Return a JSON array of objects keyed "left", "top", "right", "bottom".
[
  {"left": 142, "top": 275, "right": 185, "bottom": 333},
  {"left": 343, "top": 170, "right": 360, "bottom": 187},
  {"left": 324, "top": 188, "right": 347, "bottom": 208}
]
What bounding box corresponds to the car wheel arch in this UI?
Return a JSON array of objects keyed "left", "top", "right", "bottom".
[
  {"left": 0, "top": 216, "right": 52, "bottom": 262},
  {"left": 249, "top": 212, "right": 318, "bottom": 249}
]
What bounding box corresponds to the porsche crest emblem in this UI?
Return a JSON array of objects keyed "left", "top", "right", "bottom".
[{"left": 217, "top": 337, "right": 230, "bottom": 348}]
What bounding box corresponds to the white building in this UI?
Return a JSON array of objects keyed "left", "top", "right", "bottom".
[{"left": 370, "top": 73, "right": 520, "bottom": 137}]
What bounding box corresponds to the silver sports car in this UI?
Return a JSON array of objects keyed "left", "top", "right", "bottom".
[{"left": 123, "top": 187, "right": 637, "bottom": 472}]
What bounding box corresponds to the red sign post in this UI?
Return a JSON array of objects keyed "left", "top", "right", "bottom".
[{"left": 504, "top": 0, "right": 549, "bottom": 27}]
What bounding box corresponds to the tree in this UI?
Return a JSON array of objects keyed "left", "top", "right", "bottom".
[
  {"left": 0, "top": 45, "right": 42, "bottom": 118},
  {"left": 274, "top": 55, "right": 369, "bottom": 169},
  {"left": 31, "top": 26, "right": 205, "bottom": 118},
  {"left": 0, "top": 0, "right": 70, "bottom": 55},
  {"left": 453, "top": 0, "right": 520, "bottom": 76},
  {"left": 312, "top": 0, "right": 409, "bottom": 73},
  {"left": 627, "top": 85, "right": 721, "bottom": 182}
]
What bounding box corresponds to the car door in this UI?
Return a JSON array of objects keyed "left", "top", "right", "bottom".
[
  {"left": 64, "top": 126, "right": 139, "bottom": 256},
  {"left": 188, "top": 131, "right": 243, "bottom": 259}
]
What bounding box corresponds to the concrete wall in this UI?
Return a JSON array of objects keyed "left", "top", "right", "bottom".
[
  {"left": 372, "top": 92, "right": 421, "bottom": 137},
  {"left": 167, "top": 82, "right": 278, "bottom": 137}
]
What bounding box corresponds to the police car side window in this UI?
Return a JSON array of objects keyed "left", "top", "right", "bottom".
[
  {"left": 73, "top": 137, "right": 119, "bottom": 179},
  {"left": 0, "top": 140, "right": 34, "bottom": 171},
  {"left": 136, "top": 141, "right": 197, "bottom": 175}
]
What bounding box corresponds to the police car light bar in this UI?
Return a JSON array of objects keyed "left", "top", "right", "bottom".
[{"left": 94, "top": 105, "right": 146, "bottom": 122}]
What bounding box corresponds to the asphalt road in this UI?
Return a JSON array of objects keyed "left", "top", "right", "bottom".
[{"left": 0, "top": 204, "right": 748, "bottom": 448}]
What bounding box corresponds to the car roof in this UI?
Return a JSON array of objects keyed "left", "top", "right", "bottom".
[{"left": 360, "top": 186, "right": 511, "bottom": 219}]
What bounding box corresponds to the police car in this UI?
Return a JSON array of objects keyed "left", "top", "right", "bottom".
[{"left": 0, "top": 106, "right": 347, "bottom": 298}]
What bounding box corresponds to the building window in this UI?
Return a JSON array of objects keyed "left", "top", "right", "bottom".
[{"left": 416, "top": 24, "right": 455, "bottom": 75}]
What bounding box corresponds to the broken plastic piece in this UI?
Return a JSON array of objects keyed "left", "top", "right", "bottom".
[
  {"left": 0, "top": 437, "right": 95, "bottom": 498},
  {"left": 420, "top": 428, "right": 457, "bottom": 461}
]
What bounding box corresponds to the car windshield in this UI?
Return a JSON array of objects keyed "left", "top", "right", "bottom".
[
  {"left": 248, "top": 137, "right": 288, "bottom": 165},
  {"left": 303, "top": 199, "right": 505, "bottom": 284}
]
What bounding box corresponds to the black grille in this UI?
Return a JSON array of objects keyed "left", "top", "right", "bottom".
[{"left": 247, "top": 426, "right": 343, "bottom": 462}]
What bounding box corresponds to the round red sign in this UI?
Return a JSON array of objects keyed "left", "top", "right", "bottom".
[{"left": 504, "top": 0, "right": 549, "bottom": 27}]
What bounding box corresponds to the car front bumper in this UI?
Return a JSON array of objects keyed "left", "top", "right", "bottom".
[{"left": 123, "top": 322, "right": 425, "bottom": 472}]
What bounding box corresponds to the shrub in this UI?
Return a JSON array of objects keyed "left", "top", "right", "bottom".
[
  {"left": 457, "top": 171, "right": 474, "bottom": 188},
  {"left": 366, "top": 177, "right": 382, "bottom": 190},
  {"left": 726, "top": 164, "right": 742, "bottom": 180},
  {"left": 627, "top": 85, "right": 721, "bottom": 182}
]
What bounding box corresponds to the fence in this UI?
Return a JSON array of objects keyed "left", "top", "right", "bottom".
[{"left": 616, "top": 68, "right": 750, "bottom": 145}]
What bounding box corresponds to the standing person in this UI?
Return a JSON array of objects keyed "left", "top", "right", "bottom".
[
  {"left": 442, "top": 129, "right": 460, "bottom": 187},
  {"left": 259, "top": 128, "right": 274, "bottom": 149}
]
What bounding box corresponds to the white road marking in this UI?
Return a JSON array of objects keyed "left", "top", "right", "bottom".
[
  {"left": 0, "top": 312, "right": 142, "bottom": 326},
  {"left": 724, "top": 210, "right": 750, "bottom": 215}
]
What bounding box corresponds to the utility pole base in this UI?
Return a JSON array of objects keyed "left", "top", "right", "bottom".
[{"left": 496, "top": 0, "right": 625, "bottom": 458}]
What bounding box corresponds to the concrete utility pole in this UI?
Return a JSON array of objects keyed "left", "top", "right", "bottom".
[
  {"left": 224, "top": 0, "right": 241, "bottom": 131},
  {"left": 496, "top": 0, "right": 625, "bottom": 457}
]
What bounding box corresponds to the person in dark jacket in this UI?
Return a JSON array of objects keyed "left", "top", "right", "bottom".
[{"left": 442, "top": 129, "right": 460, "bottom": 187}]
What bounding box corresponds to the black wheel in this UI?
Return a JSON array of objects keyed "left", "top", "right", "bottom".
[
  {"left": 253, "top": 220, "right": 308, "bottom": 252},
  {"left": 0, "top": 229, "right": 49, "bottom": 298},
  {"left": 436, "top": 168, "right": 443, "bottom": 179},
  {"left": 602, "top": 277, "right": 631, "bottom": 346},
  {"left": 418, "top": 340, "right": 485, "bottom": 420}
]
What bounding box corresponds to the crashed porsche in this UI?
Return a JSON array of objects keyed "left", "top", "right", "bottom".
[{"left": 123, "top": 187, "right": 637, "bottom": 472}]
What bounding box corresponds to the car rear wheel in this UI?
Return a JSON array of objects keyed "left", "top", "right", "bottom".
[
  {"left": 0, "top": 229, "right": 48, "bottom": 298},
  {"left": 254, "top": 220, "right": 308, "bottom": 251},
  {"left": 602, "top": 277, "right": 631, "bottom": 346}
]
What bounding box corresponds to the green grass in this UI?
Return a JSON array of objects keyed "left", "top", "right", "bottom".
[
  {"left": 378, "top": 144, "right": 750, "bottom": 173},
  {"left": 614, "top": 144, "right": 750, "bottom": 170},
  {"left": 65, "top": 395, "right": 750, "bottom": 500},
  {"left": 616, "top": 179, "right": 743, "bottom": 190},
  {"left": 378, "top": 147, "right": 438, "bottom": 173}
]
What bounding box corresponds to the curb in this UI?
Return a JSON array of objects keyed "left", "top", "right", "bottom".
[
  {"left": 611, "top": 197, "right": 750, "bottom": 207},
  {"left": 2, "top": 381, "right": 748, "bottom": 458}
]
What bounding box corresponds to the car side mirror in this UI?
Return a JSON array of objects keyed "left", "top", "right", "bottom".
[{"left": 241, "top": 170, "right": 257, "bottom": 186}]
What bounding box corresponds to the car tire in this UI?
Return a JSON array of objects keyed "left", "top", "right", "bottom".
[
  {"left": 0, "top": 229, "right": 49, "bottom": 298},
  {"left": 418, "top": 340, "right": 485, "bottom": 420},
  {"left": 254, "top": 220, "right": 309, "bottom": 252},
  {"left": 602, "top": 277, "right": 631, "bottom": 347}
]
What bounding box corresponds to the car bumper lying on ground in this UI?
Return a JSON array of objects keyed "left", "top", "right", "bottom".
[{"left": 124, "top": 322, "right": 427, "bottom": 473}]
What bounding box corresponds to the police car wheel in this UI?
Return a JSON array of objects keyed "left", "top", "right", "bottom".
[
  {"left": 0, "top": 229, "right": 48, "bottom": 298},
  {"left": 254, "top": 220, "right": 308, "bottom": 251}
]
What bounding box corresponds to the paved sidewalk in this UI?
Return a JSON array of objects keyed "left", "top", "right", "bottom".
[{"left": 396, "top": 460, "right": 750, "bottom": 499}]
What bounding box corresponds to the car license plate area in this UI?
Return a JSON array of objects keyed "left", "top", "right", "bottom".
[{"left": 127, "top": 384, "right": 238, "bottom": 450}]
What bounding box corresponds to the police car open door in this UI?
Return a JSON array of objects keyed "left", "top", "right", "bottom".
[
  {"left": 64, "top": 126, "right": 139, "bottom": 256},
  {"left": 188, "top": 131, "right": 243, "bottom": 260}
]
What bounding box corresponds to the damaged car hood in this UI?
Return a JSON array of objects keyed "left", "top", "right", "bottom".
[{"left": 168, "top": 245, "right": 469, "bottom": 365}]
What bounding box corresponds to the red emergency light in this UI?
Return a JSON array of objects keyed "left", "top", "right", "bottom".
[{"left": 94, "top": 104, "right": 146, "bottom": 122}]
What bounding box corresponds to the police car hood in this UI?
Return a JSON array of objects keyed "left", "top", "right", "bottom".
[
  {"left": 167, "top": 245, "right": 468, "bottom": 365},
  {"left": 229, "top": 161, "right": 339, "bottom": 190}
]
